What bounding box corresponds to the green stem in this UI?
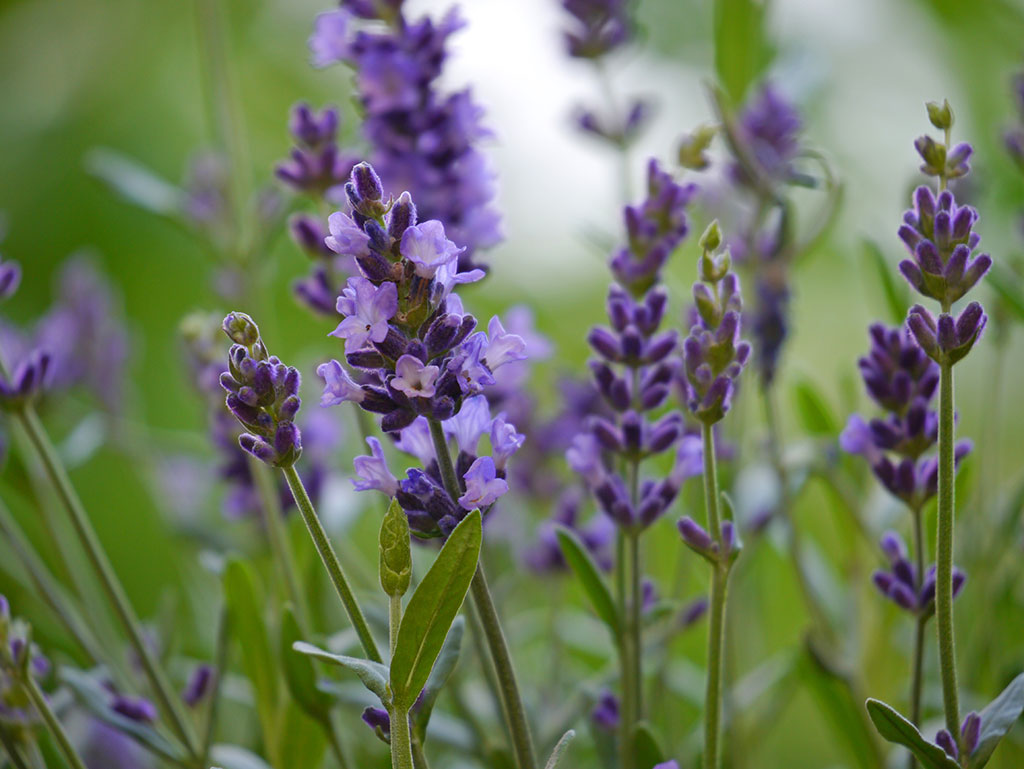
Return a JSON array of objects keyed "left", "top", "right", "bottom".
[
  {"left": 22, "top": 674, "right": 88, "bottom": 769},
  {"left": 702, "top": 422, "right": 729, "bottom": 769},
  {"left": 935, "top": 360, "right": 961, "bottom": 739},
  {"left": 390, "top": 703, "right": 415, "bottom": 769},
  {"left": 0, "top": 724, "right": 31, "bottom": 769},
  {"left": 426, "top": 419, "right": 537, "bottom": 769},
  {"left": 468, "top": 566, "right": 537, "bottom": 769},
  {"left": 280, "top": 464, "right": 382, "bottom": 664},
  {"left": 14, "top": 406, "right": 200, "bottom": 757},
  {"left": 390, "top": 594, "right": 402, "bottom": 657},
  {"left": 251, "top": 458, "right": 310, "bottom": 630}
]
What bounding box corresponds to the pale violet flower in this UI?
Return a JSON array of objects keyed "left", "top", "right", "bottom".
[
  {"left": 317, "top": 359, "right": 364, "bottom": 405},
  {"left": 490, "top": 415, "right": 525, "bottom": 469},
  {"left": 309, "top": 10, "right": 351, "bottom": 69},
  {"left": 353, "top": 437, "right": 398, "bottom": 496},
  {"left": 444, "top": 395, "right": 491, "bottom": 454},
  {"left": 391, "top": 355, "right": 440, "bottom": 399},
  {"left": 396, "top": 417, "right": 435, "bottom": 465},
  {"left": 330, "top": 277, "right": 397, "bottom": 352},
  {"left": 325, "top": 211, "right": 371, "bottom": 258},
  {"left": 483, "top": 316, "right": 528, "bottom": 370},
  {"left": 458, "top": 456, "right": 508, "bottom": 509},
  {"left": 400, "top": 220, "right": 464, "bottom": 278}
]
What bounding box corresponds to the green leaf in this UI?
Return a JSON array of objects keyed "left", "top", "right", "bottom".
[
  {"left": 59, "top": 667, "right": 187, "bottom": 765},
  {"left": 544, "top": 729, "right": 576, "bottom": 769},
  {"left": 380, "top": 497, "right": 412, "bottom": 597},
  {"left": 863, "top": 238, "right": 909, "bottom": 325},
  {"left": 555, "top": 525, "right": 620, "bottom": 636},
  {"left": 865, "top": 699, "right": 960, "bottom": 768},
  {"left": 280, "top": 605, "right": 330, "bottom": 721},
  {"left": 631, "top": 721, "right": 666, "bottom": 767},
  {"left": 222, "top": 559, "right": 279, "bottom": 753},
  {"left": 84, "top": 148, "right": 183, "bottom": 217},
  {"left": 276, "top": 700, "right": 328, "bottom": 769},
  {"left": 792, "top": 380, "right": 839, "bottom": 436},
  {"left": 292, "top": 641, "right": 390, "bottom": 703},
  {"left": 713, "top": 0, "right": 771, "bottom": 103},
  {"left": 390, "top": 510, "right": 482, "bottom": 708},
  {"left": 970, "top": 673, "right": 1024, "bottom": 767},
  {"left": 414, "top": 615, "right": 465, "bottom": 741}
]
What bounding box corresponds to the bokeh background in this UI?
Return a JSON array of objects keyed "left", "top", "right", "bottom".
[{"left": 2, "top": 0, "right": 1024, "bottom": 766}]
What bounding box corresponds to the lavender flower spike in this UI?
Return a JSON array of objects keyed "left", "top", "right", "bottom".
[{"left": 219, "top": 312, "right": 303, "bottom": 467}]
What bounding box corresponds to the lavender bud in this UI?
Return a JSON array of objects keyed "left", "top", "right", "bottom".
[
  {"left": 352, "top": 162, "right": 383, "bottom": 201},
  {"left": 222, "top": 312, "right": 261, "bottom": 347},
  {"left": 935, "top": 728, "right": 959, "bottom": 760},
  {"left": 961, "top": 712, "right": 981, "bottom": 754},
  {"left": 677, "top": 516, "right": 714, "bottom": 553}
]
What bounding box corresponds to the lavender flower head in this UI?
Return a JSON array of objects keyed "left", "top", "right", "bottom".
[
  {"left": 316, "top": 164, "right": 525, "bottom": 537},
  {"left": 308, "top": 5, "right": 501, "bottom": 272},
  {"left": 900, "top": 103, "right": 990, "bottom": 366},
  {"left": 561, "top": 0, "right": 631, "bottom": 59},
  {"left": 219, "top": 312, "right": 303, "bottom": 468},
  {"left": 871, "top": 530, "right": 965, "bottom": 614},
  {"left": 679, "top": 221, "right": 751, "bottom": 426},
  {"left": 572, "top": 160, "right": 702, "bottom": 530},
  {"left": 729, "top": 84, "right": 803, "bottom": 189},
  {"left": 840, "top": 323, "right": 970, "bottom": 510}
]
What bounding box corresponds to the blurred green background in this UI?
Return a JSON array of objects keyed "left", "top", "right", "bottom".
[{"left": 2, "top": 0, "right": 1024, "bottom": 766}]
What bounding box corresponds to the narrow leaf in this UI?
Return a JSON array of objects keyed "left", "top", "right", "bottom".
[
  {"left": 792, "top": 380, "right": 839, "bottom": 436},
  {"left": 85, "top": 148, "right": 183, "bottom": 216},
  {"left": 280, "top": 605, "right": 330, "bottom": 721},
  {"left": 223, "top": 558, "right": 279, "bottom": 749},
  {"left": 391, "top": 510, "right": 482, "bottom": 708},
  {"left": 555, "top": 526, "right": 620, "bottom": 636},
  {"left": 865, "top": 699, "right": 959, "bottom": 769},
  {"left": 631, "top": 721, "right": 666, "bottom": 767},
  {"left": 292, "top": 641, "right": 390, "bottom": 703},
  {"left": 544, "top": 729, "right": 576, "bottom": 769},
  {"left": 414, "top": 615, "right": 465, "bottom": 741},
  {"left": 713, "top": 0, "right": 770, "bottom": 103},
  {"left": 971, "top": 672, "right": 1024, "bottom": 767},
  {"left": 863, "top": 238, "right": 909, "bottom": 325}
]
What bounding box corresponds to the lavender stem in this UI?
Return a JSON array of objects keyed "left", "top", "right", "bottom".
[
  {"left": 21, "top": 668, "right": 89, "bottom": 769},
  {"left": 702, "top": 421, "right": 729, "bottom": 769},
  {"left": 935, "top": 359, "right": 962, "bottom": 743},
  {"left": 280, "top": 464, "right": 382, "bottom": 663},
  {"left": 427, "top": 418, "right": 537, "bottom": 769},
  {"left": 15, "top": 405, "right": 200, "bottom": 758}
]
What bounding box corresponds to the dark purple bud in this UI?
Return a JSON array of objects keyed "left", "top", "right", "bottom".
[
  {"left": 239, "top": 433, "right": 276, "bottom": 465},
  {"left": 961, "top": 712, "right": 981, "bottom": 754},
  {"left": 362, "top": 706, "right": 391, "bottom": 741},
  {"left": 678, "top": 516, "right": 714, "bottom": 552},
  {"left": 880, "top": 531, "right": 906, "bottom": 563},
  {"left": 588, "top": 327, "right": 621, "bottom": 361},
  {"left": 387, "top": 191, "right": 417, "bottom": 238},
  {"left": 352, "top": 162, "right": 383, "bottom": 201},
  {"left": 111, "top": 695, "right": 158, "bottom": 723},
  {"left": 590, "top": 691, "right": 620, "bottom": 732},
  {"left": 182, "top": 665, "right": 214, "bottom": 707},
  {"left": 935, "top": 728, "right": 959, "bottom": 760},
  {"left": 680, "top": 597, "right": 709, "bottom": 629}
]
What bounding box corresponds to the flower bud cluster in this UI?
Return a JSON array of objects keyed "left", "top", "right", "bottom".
[
  {"left": 840, "top": 323, "right": 971, "bottom": 509},
  {"left": 219, "top": 312, "right": 303, "bottom": 468},
  {"left": 871, "top": 531, "right": 964, "bottom": 615},
  {"left": 899, "top": 106, "right": 990, "bottom": 366},
  {"left": 678, "top": 221, "right": 751, "bottom": 426},
  {"left": 570, "top": 161, "right": 703, "bottom": 531},
  {"left": 317, "top": 166, "right": 525, "bottom": 537},
  {"left": 0, "top": 594, "right": 51, "bottom": 728}
]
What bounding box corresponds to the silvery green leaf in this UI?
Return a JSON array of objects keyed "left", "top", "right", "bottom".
[
  {"left": 292, "top": 642, "right": 389, "bottom": 704},
  {"left": 970, "top": 673, "right": 1024, "bottom": 767},
  {"left": 544, "top": 729, "right": 576, "bottom": 769},
  {"left": 865, "top": 699, "right": 959, "bottom": 769}
]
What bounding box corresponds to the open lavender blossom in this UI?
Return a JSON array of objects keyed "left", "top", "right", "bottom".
[{"left": 316, "top": 164, "right": 525, "bottom": 536}]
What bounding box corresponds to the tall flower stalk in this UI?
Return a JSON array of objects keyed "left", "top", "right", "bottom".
[
  {"left": 567, "top": 159, "right": 700, "bottom": 769},
  {"left": 676, "top": 221, "right": 750, "bottom": 769}
]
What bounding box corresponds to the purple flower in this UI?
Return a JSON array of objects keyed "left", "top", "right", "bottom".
[
  {"left": 391, "top": 355, "right": 441, "bottom": 399},
  {"left": 331, "top": 277, "right": 398, "bottom": 352},
  {"left": 395, "top": 417, "right": 435, "bottom": 465},
  {"left": 400, "top": 220, "right": 464, "bottom": 278},
  {"left": 182, "top": 664, "right": 214, "bottom": 707},
  {"left": 490, "top": 415, "right": 525, "bottom": 470},
  {"left": 591, "top": 690, "right": 620, "bottom": 731},
  {"left": 561, "top": 0, "right": 632, "bottom": 59},
  {"left": 111, "top": 694, "right": 157, "bottom": 723},
  {"left": 458, "top": 456, "right": 508, "bottom": 509},
  {"left": 0, "top": 256, "right": 20, "bottom": 302},
  {"left": 317, "top": 359, "right": 365, "bottom": 405},
  {"left": 325, "top": 211, "right": 371, "bottom": 258},
  {"left": 443, "top": 394, "right": 491, "bottom": 455},
  {"left": 483, "top": 316, "right": 528, "bottom": 370},
  {"left": 731, "top": 84, "right": 803, "bottom": 187},
  {"left": 353, "top": 437, "right": 399, "bottom": 497},
  {"left": 310, "top": 10, "right": 351, "bottom": 68}
]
